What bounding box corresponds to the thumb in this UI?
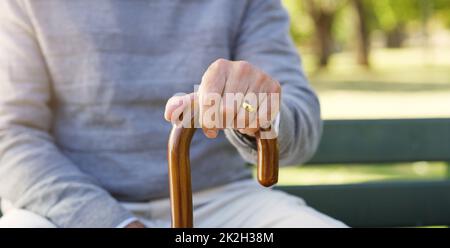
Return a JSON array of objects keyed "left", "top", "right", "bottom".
[{"left": 164, "top": 93, "right": 197, "bottom": 124}]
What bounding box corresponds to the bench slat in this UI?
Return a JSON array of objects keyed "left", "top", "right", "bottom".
[
  {"left": 309, "top": 118, "right": 450, "bottom": 164},
  {"left": 277, "top": 180, "right": 450, "bottom": 227}
]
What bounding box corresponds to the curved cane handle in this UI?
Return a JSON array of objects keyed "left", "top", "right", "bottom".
[{"left": 167, "top": 120, "right": 279, "bottom": 228}]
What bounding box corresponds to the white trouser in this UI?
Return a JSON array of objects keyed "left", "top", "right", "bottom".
[{"left": 0, "top": 179, "right": 347, "bottom": 228}]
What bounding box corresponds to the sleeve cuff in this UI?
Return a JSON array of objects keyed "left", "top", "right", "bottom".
[
  {"left": 232, "top": 112, "right": 280, "bottom": 149},
  {"left": 224, "top": 112, "right": 281, "bottom": 163}
]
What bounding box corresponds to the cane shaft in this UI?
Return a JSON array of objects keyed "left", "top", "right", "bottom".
[
  {"left": 168, "top": 124, "right": 278, "bottom": 228},
  {"left": 167, "top": 125, "right": 196, "bottom": 228}
]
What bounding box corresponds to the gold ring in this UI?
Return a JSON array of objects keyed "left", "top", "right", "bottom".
[{"left": 242, "top": 101, "right": 255, "bottom": 113}]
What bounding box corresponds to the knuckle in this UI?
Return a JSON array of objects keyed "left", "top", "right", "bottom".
[
  {"left": 167, "top": 95, "right": 183, "bottom": 106},
  {"left": 260, "top": 73, "right": 270, "bottom": 82},
  {"left": 167, "top": 96, "right": 178, "bottom": 105},
  {"left": 253, "top": 71, "right": 268, "bottom": 87},
  {"left": 203, "top": 59, "right": 229, "bottom": 84},
  {"left": 212, "top": 58, "right": 229, "bottom": 71},
  {"left": 236, "top": 61, "right": 252, "bottom": 76},
  {"left": 272, "top": 81, "right": 281, "bottom": 93}
]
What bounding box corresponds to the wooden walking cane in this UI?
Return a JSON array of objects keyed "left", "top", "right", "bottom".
[{"left": 167, "top": 117, "right": 279, "bottom": 228}]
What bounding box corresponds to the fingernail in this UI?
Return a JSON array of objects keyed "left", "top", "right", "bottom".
[{"left": 206, "top": 130, "right": 217, "bottom": 138}]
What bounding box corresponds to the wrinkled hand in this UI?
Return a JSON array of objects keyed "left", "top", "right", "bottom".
[{"left": 165, "top": 59, "right": 281, "bottom": 138}]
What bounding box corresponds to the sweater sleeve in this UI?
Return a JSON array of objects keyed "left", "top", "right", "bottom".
[
  {"left": 224, "top": 0, "right": 322, "bottom": 166},
  {"left": 0, "top": 0, "right": 133, "bottom": 227}
]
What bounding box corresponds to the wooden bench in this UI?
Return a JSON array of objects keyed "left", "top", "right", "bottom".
[{"left": 277, "top": 118, "right": 450, "bottom": 227}]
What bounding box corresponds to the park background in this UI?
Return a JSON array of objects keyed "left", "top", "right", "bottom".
[{"left": 275, "top": 0, "right": 450, "bottom": 186}]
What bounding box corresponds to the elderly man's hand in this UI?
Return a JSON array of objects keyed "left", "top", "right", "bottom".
[{"left": 165, "top": 59, "right": 281, "bottom": 138}]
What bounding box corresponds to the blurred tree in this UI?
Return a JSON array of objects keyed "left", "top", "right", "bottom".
[
  {"left": 282, "top": 0, "right": 450, "bottom": 70},
  {"left": 371, "top": 0, "right": 421, "bottom": 48},
  {"left": 419, "top": 0, "right": 432, "bottom": 49},
  {"left": 303, "top": 0, "right": 348, "bottom": 67},
  {"left": 433, "top": 0, "right": 450, "bottom": 28},
  {"left": 352, "top": 0, "right": 370, "bottom": 66},
  {"left": 282, "top": 0, "right": 315, "bottom": 45}
]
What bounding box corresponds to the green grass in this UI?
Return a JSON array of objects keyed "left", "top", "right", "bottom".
[
  {"left": 277, "top": 162, "right": 449, "bottom": 186},
  {"left": 252, "top": 162, "right": 449, "bottom": 186}
]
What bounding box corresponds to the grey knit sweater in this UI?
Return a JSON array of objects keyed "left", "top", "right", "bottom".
[{"left": 0, "top": 0, "right": 321, "bottom": 227}]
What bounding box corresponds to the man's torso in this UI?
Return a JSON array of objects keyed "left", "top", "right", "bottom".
[{"left": 24, "top": 0, "right": 252, "bottom": 201}]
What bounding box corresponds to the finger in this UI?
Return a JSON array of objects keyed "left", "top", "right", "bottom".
[
  {"left": 240, "top": 91, "right": 268, "bottom": 135},
  {"left": 234, "top": 92, "right": 258, "bottom": 130},
  {"left": 252, "top": 79, "right": 281, "bottom": 128},
  {"left": 265, "top": 81, "right": 281, "bottom": 124},
  {"left": 238, "top": 91, "right": 277, "bottom": 137},
  {"left": 256, "top": 95, "right": 271, "bottom": 129},
  {"left": 237, "top": 78, "right": 279, "bottom": 132},
  {"left": 164, "top": 93, "right": 197, "bottom": 126},
  {"left": 237, "top": 67, "right": 272, "bottom": 128},
  {"left": 219, "top": 61, "right": 252, "bottom": 128},
  {"left": 164, "top": 94, "right": 187, "bottom": 122},
  {"left": 199, "top": 59, "right": 229, "bottom": 138}
]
